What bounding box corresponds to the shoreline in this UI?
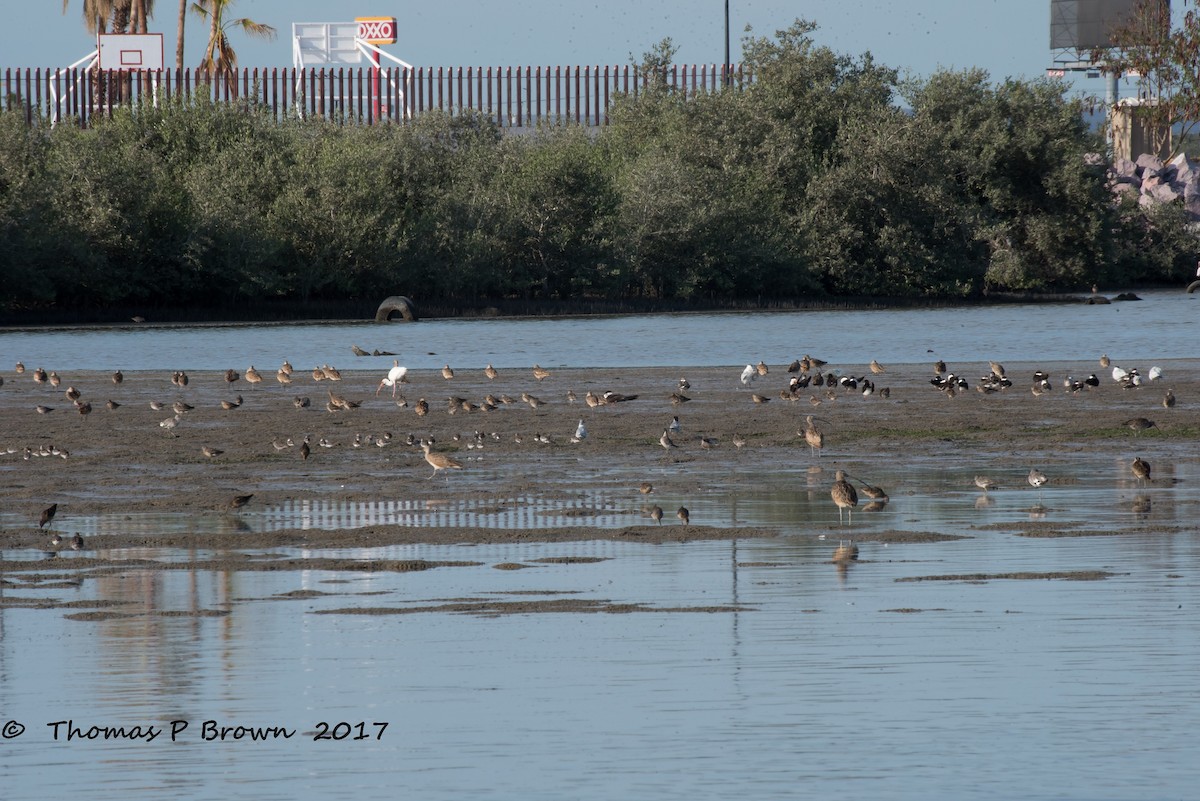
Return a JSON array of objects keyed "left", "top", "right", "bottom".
[{"left": 2, "top": 359, "right": 1194, "bottom": 560}]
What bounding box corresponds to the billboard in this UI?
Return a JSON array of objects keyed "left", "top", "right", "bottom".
[{"left": 1049, "top": 0, "right": 1166, "bottom": 50}]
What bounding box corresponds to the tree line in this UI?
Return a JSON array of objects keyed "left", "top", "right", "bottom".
[{"left": 1, "top": 20, "right": 1195, "bottom": 320}]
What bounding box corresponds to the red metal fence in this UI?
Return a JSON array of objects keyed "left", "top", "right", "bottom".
[{"left": 1, "top": 64, "right": 751, "bottom": 128}]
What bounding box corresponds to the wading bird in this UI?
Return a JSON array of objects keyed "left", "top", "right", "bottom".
[{"left": 377, "top": 361, "right": 408, "bottom": 398}]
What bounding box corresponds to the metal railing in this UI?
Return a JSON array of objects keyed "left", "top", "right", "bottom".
[{"left": 1, "top": 63, "right": 752, "bottom": 128}]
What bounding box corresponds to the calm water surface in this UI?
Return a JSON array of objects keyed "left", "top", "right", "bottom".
[
  {"left": 2, "top": 293, "right": 1199, "bottom": 799},
  {"left": 1, "top": 289, "right": 1194, "bottom": 371}
]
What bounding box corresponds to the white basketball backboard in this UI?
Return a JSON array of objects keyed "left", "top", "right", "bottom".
[
  {"left": 97, "top": 33, "right": 164, "bottom": 70},
  {"left": 293, "top": 22, "right": 363, "bottom": 66}
]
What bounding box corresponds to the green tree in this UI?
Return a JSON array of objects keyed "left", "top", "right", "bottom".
[{"left": 1091, "top": 0, "right": 1200, "bottom": 157}]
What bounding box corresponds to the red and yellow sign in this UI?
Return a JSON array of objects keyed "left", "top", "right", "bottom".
[{"left": 356, "top": 17, "right": 397, "bottom": 45}]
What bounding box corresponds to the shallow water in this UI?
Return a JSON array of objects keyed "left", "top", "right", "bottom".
[
  {"left": 3, "top": 526, "right": 1200, "bottom": 800},
  {"left": 3, "top": 295, "right": 1199, "bottom": 798},
  {"left": 1, "top": 289, "right": 1194, "bottom": 372}
]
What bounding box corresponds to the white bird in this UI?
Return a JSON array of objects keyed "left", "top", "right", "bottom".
[
  {"left": 1148, "top": 366, "right": 1163, "bottom": 381},
  {"left": 377, "top": 360, "right": 408, "bottom": 397},
  {"left": 740, "top": 364, "right": 756, "bottom": 386},
  {"left": 571, "top": 419, "right": 587, "bottom": 443},
  {"left": 669, "top": 415, "right": 682, "bottom": 434},
  {"left": 1112, "top": 365, "right": 1128, "bottom": 382}
]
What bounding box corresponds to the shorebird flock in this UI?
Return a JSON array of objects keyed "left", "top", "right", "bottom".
[{"left": 4, "top": 347, "right": 1181, "bottom": 560}]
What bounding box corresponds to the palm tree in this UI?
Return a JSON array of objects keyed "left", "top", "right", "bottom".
[
  {"left": 176, "top": 0, "right": 186, "bottom": 70},
  {"left": 63, "top": 0, "right": 153, "bottom": 35},
  {"left": 193, "top": 0, "right": 276, "bottom": 97}
]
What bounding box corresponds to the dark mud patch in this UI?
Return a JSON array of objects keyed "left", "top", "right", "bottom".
[
  {"left": 897, "top": 570, "right": 1119, "bottom": 583},
  {"left": 823, "top": 530, "right": 971, "bottom": 543},
  {"left": 1014, "top": 529, "right": 1129, "bottom": 539},
  {"left": 537, "top": 507, "right": 639, "bottom": 518},
  {"left": 529, "top": 556, "right": 609, "bottom": 564},
  {"left": 883, "top": 608, "right": 950, "bottom": 613},
  {"left": 971, "top": 521, "right": 1086, "bottom": 532},
  {"left": 313, "top": 598, "right": 755, "bottom": 616},
  {"left": 737, "top": 561, "right": 789, "bottom": 567},
  {"left": 66, "top": 608, "right": 230, "bottom": 622},
  {"left": 493, "top": 562, "right": 533, "bottom": 570}
]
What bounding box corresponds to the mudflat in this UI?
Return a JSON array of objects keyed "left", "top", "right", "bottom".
[{"left": 1, "top": 358, "right": 1194, "bottom": 556}]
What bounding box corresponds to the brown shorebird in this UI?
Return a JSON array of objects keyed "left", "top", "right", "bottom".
[
  {"left": 639, "top": 482, "right": 653, "bottom": 495},
  {"left": 225, "top": 368, "right": 240, "bottom": 384},
  {"left": 293, "top": 396, "right": 310, "bottom": 408},
  {"left": 441, "top": 365, "right": 455, "bottom": 380},
  {"left": 33, "top": 367, "right": 47, "bottom": 384},
  {"left": 934, "top": 359, "right": 947, "bottom": 374},
  {"left": 48, "top": 371, "right": 61, "bottom": 388},
  {"left": 670, "top": 392, "right": 690, "bottom": 406},
  {"left": 36, "top": 405, "right": 54, "bottom": 414},
  {"left": 64, "top": 386, "right": 82, "bottom": 401},
  {"left": 321, "top": 364, "right": 342, "bottom": 381},
  {"left": 229, "top": 493, "right": 254, "bottom": 510},
  {"left": 677, "top": 506, "right": 690, "bottom": 526},
  {"left": 300, "top": 438, "right": 310, "bottom": 460},
  {"left": 1099, "top": 354, "right": 1110, "bottom": 368},
  {"left": 112, "top": 370, "right": 123, "bottom": 384},
  {"left": 989, "top": 361, "right": 1006, "bottom": 378},
  {"left": 414, "top": 398, "right": 429, "bottom": 416},
  {"left": 1131, "top": 457, "right": 1151, "bottom": 485},
  {"left": 220, "top": 395, "right": 243, "bottom": 410},
  {"left": 277, "top": 368, "right": 293, "bottom": 386},
  {"left": 751, "top": 393, "right": 770, "bottom": 404},
  {"left": 15, "top": 361, "right": 24, "bottom": 373},
  {"left": 755, "top": 360, "right": 769, "bottom": 376},
  {"left": 649, "top": 505, "right": 663, "bottom": 525},
  {"left": 39, "top": 503, "right": 57, "bottom": 529},
  {"left": 831, "top": 471, "right": 858, "bottom": 524},
  {"left": 105, "top": 400, "right": 120, "bottom": 410},
  {"left": 245, "top": 366, "right": 263, "bottom": 385},
  {"left": 1124, "top": 417, "right": 1157, "bottom": 436},
  {"left": 202, "top": 446, "right": 224, "bottom": 458},
  {"left": 421, "top": 440, "right": 463, "bottom": 479},
  {"left": 732, "top": 433, "right": 747, "bottom": 449},
  {"left": 659, "top": 430, "right": 678, "bottom": 455},
  {"left": 75, "top": 400, "right": 92, "bottom": 416},
  {"left": 172, "top": 400, "right": 195, "bottom": 415},
  {"left": 484, "top": 364, "right": 498, "bottom": 380},
  {"left": 974, "top": 475, "right": 997, "bottom": 493},
  {"left": 857, "top": 479, "right": 889, "bottom": 502},
  {"left": 869, "top": 359, "right": 886, "bottom": 374},
  {"left": 802, "top": 415, "right": 825, "bottom": 458},
  {"left": 533, "top": 365, "right": 551, "bottom": 381},
  {"left": 1163, "top": 389, "right": 1175, "bottom": 409},
  {"left": 71, "top": 533, "right": 84, "bottom": 551}
]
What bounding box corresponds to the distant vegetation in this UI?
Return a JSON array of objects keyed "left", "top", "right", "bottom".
[{"left": 1, "top": 19, "right": 1195, "bottom": 320}]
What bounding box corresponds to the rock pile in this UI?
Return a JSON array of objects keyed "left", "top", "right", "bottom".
[{"left": 1109, "top": 152, "right": 1200, "bottom": 219}]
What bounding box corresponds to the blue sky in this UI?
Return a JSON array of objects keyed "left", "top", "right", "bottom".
[{"left": 7, "top": 1, "right": 1128, "bottom": 100}]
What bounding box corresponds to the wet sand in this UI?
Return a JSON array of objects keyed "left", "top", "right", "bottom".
[{"left": 1, "top": 358, "right": 1194, "bottom": 558}]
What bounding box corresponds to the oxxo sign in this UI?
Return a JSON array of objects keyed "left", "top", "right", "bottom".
[{"left": 356, "top": 16, "right": 397, "bottom": 46}]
